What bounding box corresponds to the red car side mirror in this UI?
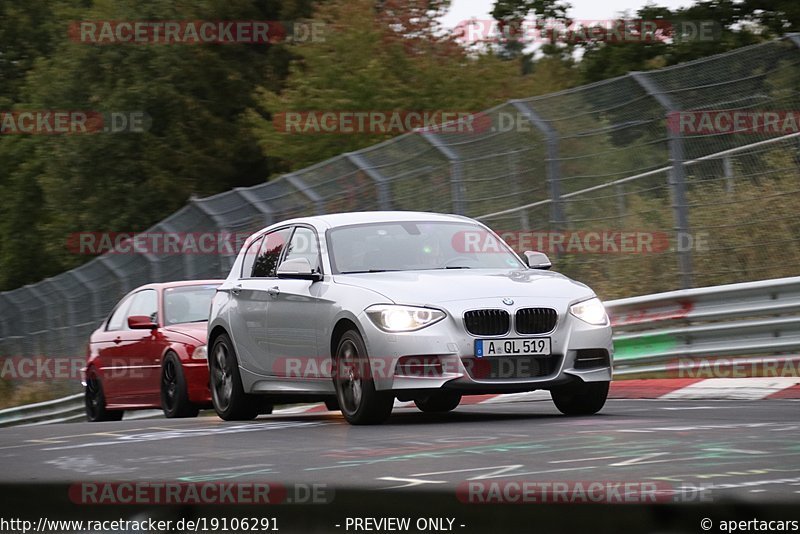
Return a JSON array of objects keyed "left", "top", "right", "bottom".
[{"left": 127, "top": 315, "right": 158, "bottom": 329}]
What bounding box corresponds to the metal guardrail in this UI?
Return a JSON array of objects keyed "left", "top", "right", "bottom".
[
  {"left": 0, "top": 393, "right": 84, "bottom": 428},
  {"left": 606, "top": 276, "right": 800, "bottom": 375},
  {"left": 1, "top": 276, "right": 798, "bottom": 426}
]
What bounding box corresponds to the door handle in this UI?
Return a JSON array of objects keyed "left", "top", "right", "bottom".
[
  {"left": 267, "top": 286, "right": 280, "bottom": 297},
  {"left": 113, "top": 336, "right": 122, "bottom": 344},
  {"left": 231, "top": 284, "right": 242, "bottom": 296}
]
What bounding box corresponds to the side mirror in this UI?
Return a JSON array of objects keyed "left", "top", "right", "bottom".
[
  {"left": 523, "top": 251, "right": 552, "bottom": 270},
  {"left": 128, "top": 315, "right": 158, "bottom": 329},
  {"left": 277, "top": 257, "right": 323, "bottom": 282}
]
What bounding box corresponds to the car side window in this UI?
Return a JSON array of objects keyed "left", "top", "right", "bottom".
[
  {"left": 240, "top": 236, "right": 264, "bottom": 278},
  {"left": 126, "top": 289, "right": 158, "bottom": 326},
  {"left": 107, "top": 294, "right": 134, "bottom": 331},
  {"left": 283, "top": 227, "right": 322, "bottom": 273},
  {"left": 252, "top": 228, "right": 292, "bottom": 278}
]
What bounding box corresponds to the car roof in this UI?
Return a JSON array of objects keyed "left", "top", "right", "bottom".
[
  {"left": 280, "top": 211, "right": 475, "bottom": 229},
  {"left": 133, "top": 279, "right": 224, "bottom": 292}
]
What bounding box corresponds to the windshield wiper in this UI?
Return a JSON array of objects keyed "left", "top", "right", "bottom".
[{"left": 444, "top": 266, "right": 471, "bottom": 269}]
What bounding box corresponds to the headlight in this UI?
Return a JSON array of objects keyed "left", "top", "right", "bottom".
[
  {"left": 191, "top": 344, "right": 208, "bottom": 360},
  {"left": 569, "top": 297, "right": 608, "bottom": 326},
  {"left": 366, "top": 305, "right": 446, "bottom": 332}
]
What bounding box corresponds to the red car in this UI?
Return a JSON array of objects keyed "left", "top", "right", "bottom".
[{"left": 83, "top": 280, "right": 222, "bottom": 421}]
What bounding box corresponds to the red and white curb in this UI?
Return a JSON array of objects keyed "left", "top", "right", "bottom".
[{"left": 273, "top": 377, "right": 800, "bottom": 415}]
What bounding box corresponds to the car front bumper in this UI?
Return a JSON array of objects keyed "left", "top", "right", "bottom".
[{"left": 358, "top": 297, "right": 613, "bottom": 393}]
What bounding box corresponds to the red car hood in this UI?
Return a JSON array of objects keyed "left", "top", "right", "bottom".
[{"left": 163, "top": 322, "right": 208, "bottom": 344}]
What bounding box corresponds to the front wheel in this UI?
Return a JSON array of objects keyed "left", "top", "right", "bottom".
[
  {"left": 550, "top": 381, "right": 609, "bottom": 415},
  {"left": 333, "top": 330, "right": 393, "bottom": 425},
  {"left": 161, "top": 353, "right": 199, "bottom": 418},
  {"left": 209, "top": 334, "right": 259, "bottom": 421},
  {"left": 414, "top": 391, "right": 462, "bottom": 413},
  {"left": 85, "top": 373, "right": 123, "bottom": 422}
]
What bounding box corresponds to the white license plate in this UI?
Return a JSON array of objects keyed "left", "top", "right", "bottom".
[{"left": 475, "top": 338, "right": 551, "bottom": 357}]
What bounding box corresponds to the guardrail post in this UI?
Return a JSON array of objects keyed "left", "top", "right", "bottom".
[
  {"left": 419, "top": 131, "right": 466, "bottom": 215},
  {"left": 511, "top": 100, "right": 565, "bottom": 231},
  {"left": 345, "top": 152, "right": 393, "bottom": 210},
  {"left": 631, "top": 71, "right": 694, "bottom": 289}
]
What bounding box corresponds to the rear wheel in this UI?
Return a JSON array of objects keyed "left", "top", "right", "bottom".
[
  {"left": 161, "top": 353, "right": 199, "bottom": 418},
  {"left": 85, "top": 373, "right": 123, "bottom": 422},
  {"left": 210, "top": 334, "right": 259, "bottom": 421},
  {"left": 551, "top": 380, "right": 609, "bottom": 415},
  {"left": 333, "top": 330, "right": 393, "bottom": 425},
  {"left": 414, "top": 391, "right": 462, "bottom": 413}
]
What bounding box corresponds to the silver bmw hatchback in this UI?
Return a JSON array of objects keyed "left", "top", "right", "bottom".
[{"left": 208, "top": 211, "right": 613, "bottom": 425}]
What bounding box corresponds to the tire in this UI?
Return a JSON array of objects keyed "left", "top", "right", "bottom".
[
  {"left": 161, "top": 352, "right": 200, "bottom": 418},
  {"left": 551, "top": 380, "right": 609, "bottom": 416},
  {"left": 85, "top": 372, "right": 124, "bottom": 422},
  {"left": 333, "top": 330, "right": 394, "bottom": 425},
  {"left": 324, "top": 398, "right": 340, "bottom": 411},
  {"left": 414, "top": 391, "right": 462, "bottom": 413},
  {"left": 209, "top": 334, "right": 259, "bottom": 421}
]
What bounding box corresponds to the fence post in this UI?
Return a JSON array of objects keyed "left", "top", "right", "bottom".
[
  {"left": 723, "top": 156, "right": 734, "bottom": 193},
  {"left": 234, "top": 187, "right": 276, "bottom": 228},
  {"left": 508, "top": 149, "right": 531, "bottom": 230},
  {"left": 510, "top": 100, "right": 565, "bottom": 231},
  {"left": 0, "top": 294, "right": 19, "bottom": 357},
  {"left": 187, "top": 199, "right": 233, "bottom": 277},
  {"left": 345, "top": 152, "right": 393, "bottom": 210},
  {"left": 631, "top": 71, "right": 694, "bottom": 289},
  {"left": 285, "top": 174, "right": 325, "bottom": 215},
  {"left": 21, "top": 286, "right": 52, "bottom": 357},
  {"left": 615, "top": 183, "right": 626, "bottom": 221},
  {"left": 69, "top": 270, "right": 105, "bottom": 329},
  {"left": 40, "top": 279, "right": 75, "bottom": 358},
  {"left": 98, "top": 255, "right": 131, "bottom": 295},
  {"left": 419, "top": 131, "right": 465, "bottom": 215}
]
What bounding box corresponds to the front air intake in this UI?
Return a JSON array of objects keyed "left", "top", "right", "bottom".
[{"left": 463, "top": 309, "right": 509, "bottom": 336}]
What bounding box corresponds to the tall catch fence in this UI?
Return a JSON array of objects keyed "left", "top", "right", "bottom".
[{"left": 2, "top": 36, "right": 800, "bottom": 363}]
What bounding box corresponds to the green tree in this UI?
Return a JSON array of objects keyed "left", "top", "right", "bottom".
[
  {"left": 248, "top": 0, "right": 577, "bottom": 171},
  {"left": 0, "top": 0, "right": 316, "bottom": 288}
]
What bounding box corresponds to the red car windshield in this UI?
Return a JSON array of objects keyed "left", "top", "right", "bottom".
[{"left": 163, "top": 285, "right": 218, "bottom": 325}]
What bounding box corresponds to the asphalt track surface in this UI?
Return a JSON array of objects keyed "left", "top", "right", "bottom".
[{"left": 0, "top": 398, "right": 799, "bottom": 502}]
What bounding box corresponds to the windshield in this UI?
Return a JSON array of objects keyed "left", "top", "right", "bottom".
[
  {"left": 328, "top": 221, "right": 523, "bottom": 274},
  {"left": 163, "top": 284, "right": 218, "bottom": 325}
]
